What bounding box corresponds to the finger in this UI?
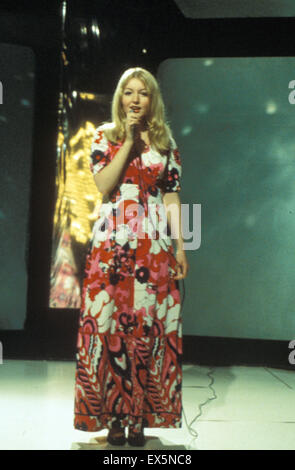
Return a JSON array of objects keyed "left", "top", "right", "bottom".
[
  {"left": 175, "top": 262, "right": 189, "bottom": 279},
  {"left": 174, "top": 264, "right": 183, "bottom": 280},
  {"left": 127, "top": 116, "right": 141, "bottom": 126},
  {"left": 129, "top": 114, "right": 141, "bottom": 121}
]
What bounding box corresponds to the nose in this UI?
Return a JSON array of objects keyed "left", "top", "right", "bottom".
[{"left": 132, "top": 95, "right": 139, "bottom": 103}]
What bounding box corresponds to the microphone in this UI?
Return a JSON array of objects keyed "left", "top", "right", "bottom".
[
  {"left": 131, "top": 123, "right": 137, "bottom": 139},
  {"left": 130, "top": 107, "right": 140, "bottom": 139}
]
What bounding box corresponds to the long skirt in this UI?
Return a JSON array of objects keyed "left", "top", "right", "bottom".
[{"left": 73, "top": 236, "right": 183, "bottom": 433}]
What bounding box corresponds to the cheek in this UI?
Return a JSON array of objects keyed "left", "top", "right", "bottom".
[
  {"left": 121, "top": 97, "right": 129, "bottom": 112},
  {"left": 143, "top": 98, "right": 150, "bottom": 111}
]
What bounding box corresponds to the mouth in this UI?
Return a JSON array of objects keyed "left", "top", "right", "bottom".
[{"left": 130, "top": 106, "right": 141, "bottom": 113}]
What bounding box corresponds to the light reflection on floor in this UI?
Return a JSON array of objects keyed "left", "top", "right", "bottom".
[{"left": 0, "top": 360, "right": 294, "bottom": 450}]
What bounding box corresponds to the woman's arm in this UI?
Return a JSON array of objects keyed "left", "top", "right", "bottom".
[
  {"left": 93, "top": 110, "right": 143, "bottom": 196},
  {"left": 163, "top": 191, "right": 189, "bottom": 279},
  {"left": 94, "top": 139, "right": 133, "bottom": 195},
  {"left": 162, "top": 192, "right": 185, "bottom": 252}
]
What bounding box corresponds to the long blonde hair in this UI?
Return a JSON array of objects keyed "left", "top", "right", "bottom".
[{"left": 103, "top": 67, "right": 172, "bottom": 154}]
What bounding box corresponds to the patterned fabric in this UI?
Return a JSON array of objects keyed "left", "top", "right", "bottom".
[
  {"left": 74, "top": 124, "right": 183, "bottom": 433},
  {"left": 50, "top": 229, "right": 81, "bottom": 308}
]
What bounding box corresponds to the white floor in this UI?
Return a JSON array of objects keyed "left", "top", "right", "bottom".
[{"left": 0, "top": 360, "right": 294, "bottom": 450}]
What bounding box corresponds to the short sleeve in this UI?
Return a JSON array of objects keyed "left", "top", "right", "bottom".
[
  {"left": 162, "top": 136, "right": 182, "bottom": 193},
  {"left": 89, "top": 126, "right": 110, "bottom": 176}
]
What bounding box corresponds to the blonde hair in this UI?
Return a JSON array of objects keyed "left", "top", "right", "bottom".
[{"left": 103, "top": 67, "right": 172, "bottom": 154}]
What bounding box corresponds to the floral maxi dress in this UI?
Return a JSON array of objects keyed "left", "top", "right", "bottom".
[{"left": 74, "top": 124, "right": 183, "bottom": 433}]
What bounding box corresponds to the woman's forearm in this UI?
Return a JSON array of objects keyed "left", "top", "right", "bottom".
[
  {"left": 94, "top": 139, "right": 133, "bottom": 195},
  {"left": 162, "top": 192, "right": 185, "bottom": 251}
]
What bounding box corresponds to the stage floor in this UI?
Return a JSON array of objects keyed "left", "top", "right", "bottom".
[{"left": 0, "top": 360, "right": 294, "bottom": 450}]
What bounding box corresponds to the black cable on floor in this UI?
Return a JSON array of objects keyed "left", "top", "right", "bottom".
[
  {"left": 180, "top": 281, "right": 218, "bottom": 443},
  {"left": 182, "top": 367, "right": 218, "bottom": 442}
]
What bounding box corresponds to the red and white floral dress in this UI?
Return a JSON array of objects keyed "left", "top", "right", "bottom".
[{"left": 74, "top": 124, "right": 183, "bottom": 433}]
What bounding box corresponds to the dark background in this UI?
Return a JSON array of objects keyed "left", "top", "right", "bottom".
[{"left": 0, "top": 0, "right": 295, "bottom": 368}]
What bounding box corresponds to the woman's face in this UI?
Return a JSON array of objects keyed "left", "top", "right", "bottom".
[{"left": 121, "top": 77, "right": 150, "bottom": 120}]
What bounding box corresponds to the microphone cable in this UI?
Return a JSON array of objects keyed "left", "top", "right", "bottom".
[
  {"left": 178, "top": 276, "right": 217, "bottom": 445},
  {"left": 181, "top": 366, "right": 218, "bottom": 447}
]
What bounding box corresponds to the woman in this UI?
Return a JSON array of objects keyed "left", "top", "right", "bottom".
[{"left": 74, "top": 67, "right": 189, "bottom": 447}]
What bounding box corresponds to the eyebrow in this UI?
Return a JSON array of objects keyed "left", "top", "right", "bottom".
[{"left": 124, "top": 87, "right": 148, "bottom": 91}]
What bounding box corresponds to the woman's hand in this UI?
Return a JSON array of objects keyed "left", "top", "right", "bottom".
[
  {"left": 125, "top": 109, "right": 143, "bottom": 143},
  {"left": 174, "top": 249, "right": 189, "bottom": 280}
]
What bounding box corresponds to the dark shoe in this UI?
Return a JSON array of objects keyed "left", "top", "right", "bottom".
[
  {"left": 127, "top": 427, "right": 146, "bottom": 447},
  {"left": 107, "top": 426, "right": 126, "bottom": 446}
]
